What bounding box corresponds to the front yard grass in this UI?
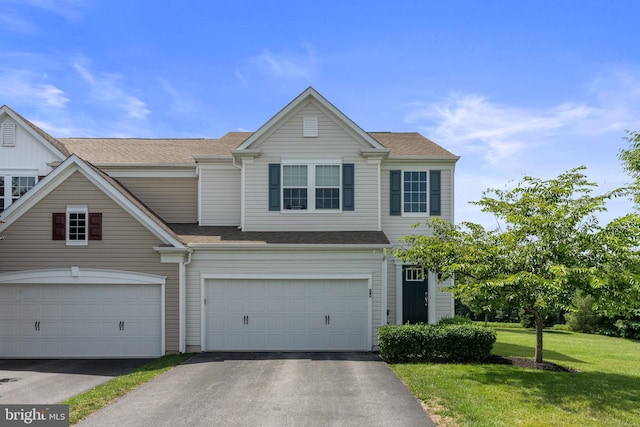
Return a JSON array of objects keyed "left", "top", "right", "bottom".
[
  {"left": 64, "top": 353, "right": 193, "bottom": 425},
  {"left": 391, "top": 327, "right": 640, "bottom": 427}
]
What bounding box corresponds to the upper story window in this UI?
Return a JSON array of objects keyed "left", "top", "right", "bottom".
[
  {"left": 403, "top": 171, "right": 427, "bottom": 213},
  {"left": 269, "top": 163, "right": 354, "bottom": 212},
  {"left": 282, "top": 163, "right": 341, "bottom": 211},
  {"left": 390, "top": 170, "right": 441, "bottom": 217},
  {"left": 0, "top": 175, "right": 37, "bottom": 213}
]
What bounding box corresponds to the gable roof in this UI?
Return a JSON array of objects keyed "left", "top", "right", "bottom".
[
  {"left": 369, "top": 132, "right": 458, "bottom": 158},
  {"left": 0, "top": 105, "right": 70, "bottom": 159},
  {"left": 235, "top": 87, "right": 388, "bottom": 152},
  {"left": 0, "top": 154, "right": 185, "bottom": 248}
]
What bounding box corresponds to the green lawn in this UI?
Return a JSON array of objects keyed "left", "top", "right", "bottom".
[{"left": 391, "top": 327, "right": 640, "bottom": 427}]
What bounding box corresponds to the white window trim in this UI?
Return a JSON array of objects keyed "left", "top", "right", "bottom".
[
  {"left": 0, "top": 172, "right": 38, "bottom": 212},
  {"left": 66, "top": 205, "right": 88, "bottom": 246},
  {"left": 401, "top": 169, "right": 429, "bottom": 217},
  {"left": 281, "top": 159, "right": 343, "bottom": 213}
]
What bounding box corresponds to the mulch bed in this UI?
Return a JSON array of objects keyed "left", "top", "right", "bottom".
[{"left": 489, "top": 355, "right": 578, "bottom": 372}]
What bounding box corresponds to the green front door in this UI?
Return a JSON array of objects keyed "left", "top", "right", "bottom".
[{"left": 402, "top": 266, "right": 428, "bottom": 324}]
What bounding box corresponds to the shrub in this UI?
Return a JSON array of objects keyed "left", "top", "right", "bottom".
[
  {"left": 437, "top": 315, "right": 473, "bottom": 326},
  {"left": 566, "top": 292, "right": 600, "bottom": 333},
  {"left": 378, "top": 323, "right": 496, "bottom": 363},
  {"left": 614, "top": 319, "right": 640, "bottom": 340}
]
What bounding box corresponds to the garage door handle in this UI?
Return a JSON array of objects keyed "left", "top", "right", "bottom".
[
  {"left": 34, "top": 321, "right": 40, "bottom": 331},
  {"left": 325, "top": 315, "right": 331, "bottom": 325}
]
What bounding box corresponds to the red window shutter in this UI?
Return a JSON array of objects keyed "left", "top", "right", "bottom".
[
  {"left": 89, "top": 212, "right": 102, "bottom": 240},
  {"left": 52, "top": 213, "right": 65, "bottom": 240}
]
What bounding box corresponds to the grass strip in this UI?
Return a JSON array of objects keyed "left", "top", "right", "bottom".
[{"left": 64, "top": 353, "right": 193, "bottom": 425}]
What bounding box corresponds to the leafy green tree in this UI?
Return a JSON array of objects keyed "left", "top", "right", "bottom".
[
  {"left": 395, "top": 167, "right": 640, "bottom": 363},
  {"left": 619, "top": 130, "right": 640, "bottom": 206}
]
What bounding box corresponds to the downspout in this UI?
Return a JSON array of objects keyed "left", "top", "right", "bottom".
[
  {"left": 231, "top": 155, "right": 244, "bottom": 230},
  {"left": 179, "top": 249, "right": 193, "bottom": 353}
]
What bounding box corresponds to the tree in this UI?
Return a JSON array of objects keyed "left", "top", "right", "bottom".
[
  {"left": 395, "top": 167, "right": 640, "bottom": 363},
  {"left": 619, "top": 130, "right": 640, "bottom": 206}
]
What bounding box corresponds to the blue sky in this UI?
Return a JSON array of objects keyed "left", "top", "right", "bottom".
[{"left": 2, "top": 0, "right": 639, "bottom": 227}]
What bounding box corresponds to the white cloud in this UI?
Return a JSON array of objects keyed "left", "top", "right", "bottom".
[
  {"left": 1, "top": 0, "right": 87, "bottom": 21},
  {"left": 0, "top": 68, "right": 69, "bottom": 108},
  {"left": 240, "top": 44, "right": 318, "bottom": 81},
  {"left": 73, "top": 62, "right": 150, "bottom": 120},
  {"left": 404, "top": 93, "right": 598, "bottom": 166}
]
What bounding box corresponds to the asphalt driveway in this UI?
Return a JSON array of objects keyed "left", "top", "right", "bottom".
[
  {"left": 0, "top": 359, "right": 150, "bottom": 404},
  {"left": 78, "top": 352, "right": 435, "bottom": 427}
]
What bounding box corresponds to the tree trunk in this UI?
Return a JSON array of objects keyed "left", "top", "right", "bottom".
[
  {"left": 484, "top": 312, "right": 488, "bottom": 327},
  {"left": 534, "top": 313, "right": 544, "bottom": 363}
]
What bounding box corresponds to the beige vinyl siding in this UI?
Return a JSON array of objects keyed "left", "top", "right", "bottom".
[
  {"left": 116, "top": 177, "right": 197, "bottom": 223},
  {"left": 198, "top": 164, "right": 241, "bottom": 226},
  {"left": 0, "top": 171, "right": 180, "bottom": 353},
  {"left": 436, "top": 277, "right": 455, "bottom": 320},
  {"left": 0, "top": 118, "right": 61, "bottom": 176},
  {"left": 184, "top": 249, "right": 385, "bottom": 351},
  {"left": 243, "top": 102, "right": 379, "bottom": 231}
]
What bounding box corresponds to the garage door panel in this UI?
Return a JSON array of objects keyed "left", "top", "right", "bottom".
[
  {"left": 205, "top": 279, "right": 369, "bottom": 351},
  {"left": 0, "top": 284, "right": 162, "bottom": 358}
]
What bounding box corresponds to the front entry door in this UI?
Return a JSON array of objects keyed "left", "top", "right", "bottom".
[{"left": 402, "top": 266, "right": 428, "bottom": 324}]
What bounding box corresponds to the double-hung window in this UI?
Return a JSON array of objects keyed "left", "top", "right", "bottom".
[
  {"left": 390, "top": 169, "right": 441, "bottom": 216},
  {"left": 281, "top": 163, "right": 342, "bottom": 211},
  {"left": 403, "top": 171, "right": 427, "bottom": 213}
]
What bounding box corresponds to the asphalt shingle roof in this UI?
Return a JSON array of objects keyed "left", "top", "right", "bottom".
[
  {"left": 168, "top": 224, "right": 390, "bottom": 246},
  {"left": 58, "top": 131, "right": 456, "bottom": 164}
]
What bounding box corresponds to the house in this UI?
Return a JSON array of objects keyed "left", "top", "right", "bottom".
[{"left": 0, "top": 87, "right": 459, "bottom": 358}]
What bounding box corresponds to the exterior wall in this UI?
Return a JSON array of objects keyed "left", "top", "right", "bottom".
[
  {"left": 198, "top": 164, "right": 241, "bottom": 226},
  {"left": 116, "top": 177, "right": 198, "bottom": 223},
  {"left": 243, "top": 102, "right": 379, "bottom": 231},
  {"left": 381, "top": 161, "right": 456, "bottom": 325},
  {"left": 184, "top": 248, "right": 385, "bottom": 351},
  {"left": 0, "top": 116, "right": 62, "bottom": 176},
  {"left": 0, "top": 171, "right": 180, "bottom": 353}
]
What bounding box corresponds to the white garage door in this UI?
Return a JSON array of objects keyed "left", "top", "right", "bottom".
[
  {"left": 0, "top": 284, "right": 162, "bottom": 358},
  {"left": 204, "top": 279, "right": 370, "bottom": 351}
]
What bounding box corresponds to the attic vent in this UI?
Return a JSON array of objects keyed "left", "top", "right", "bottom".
[
  {"left": 303, "top": 117, "right": 318, "bottom": 137},
  {"left": 1, "top": 120, "right": 15, "bottom": 147}
]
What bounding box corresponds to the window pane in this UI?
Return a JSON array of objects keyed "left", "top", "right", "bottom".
[
  {"left": 316, "top": 188, "right": 340, "bottom": 209},
  {"left": 0, "top": 177, "right": 4, "bottom": 212},
  {"left": 283, "top": 188, "right": 307, "bottom": 210},
  {"left": 11, "top": 176, "right": 36, "bottom": 200},
  {"left": 315, "top": 165, "right": 339, "bottom": 186},
  {"left": 68, "top": 212, "right": 87, "bottom": 241},
  {"left": 283, "top": 165, "right": 307, "bottom": 186},
  {"left": 403, "top": 171, "right": 427, "bottom": 213}
]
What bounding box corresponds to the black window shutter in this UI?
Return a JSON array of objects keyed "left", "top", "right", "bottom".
[
  {"left": 89, "top": 212, "right": 102, "bottom": 240},
  {"left": 390, "top": 170, "right": 402, "bottom": 216},
  {"left": 268, "top": 164, "right": 281, "bottom": 211},
  {"left": 342, "top": 163, "right": 354, "bottom": 211},
  {"left": 52, "top": 213, "right": 65, "bottom": 240},
  {"left": 430, "top": 170, "right": 441, "bottom": 216}
]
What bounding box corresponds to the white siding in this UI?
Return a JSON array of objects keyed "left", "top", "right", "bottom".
[
  {"left": 198, "top": 164, "right": 241, "bottom": 226},
  {"left": 243, "top": 102, "right": 379, "bottom": 231},
  {"left": 0, "top": 117, "right": 62, "bottom": 176},
  {"left": 184, "top": 249, "right": 385, "bottom": 351}
]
